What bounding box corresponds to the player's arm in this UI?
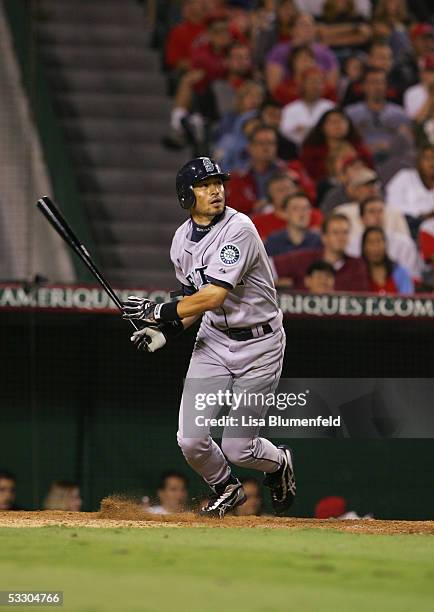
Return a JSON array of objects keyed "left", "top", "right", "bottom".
[{"left": 176, "top": 284, "right": 229, "bottom": 318}]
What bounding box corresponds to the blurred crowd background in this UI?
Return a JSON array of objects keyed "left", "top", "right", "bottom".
[{"left": 157, "top": 0, "right": 434, "bottom": 294}]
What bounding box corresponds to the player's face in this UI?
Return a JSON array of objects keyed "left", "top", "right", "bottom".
[{"left": 192, "top": 177, "right": 225, "bottom": 219}]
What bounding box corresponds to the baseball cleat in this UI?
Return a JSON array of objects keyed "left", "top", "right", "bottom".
[
  {"left": 263, "top": 446, "right": 296, "bottom": 516},
  {"left": 199, "top": 480, "right": 246, "bottom": 518}
]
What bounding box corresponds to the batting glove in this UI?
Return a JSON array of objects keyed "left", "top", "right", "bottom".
[
  {"left": 122, "top": 295, "right": 180, "bottom": 324},
  {"left": 130, "top": 320, "right": 184, "bottom": 353}
]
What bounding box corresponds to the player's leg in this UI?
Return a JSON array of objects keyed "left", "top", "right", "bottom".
[
  {"left": 221, "top": 324, "right": 296, "bottom": 515},
  {"left": 177, "top": 339, "right": 246, "bottom": 517}
]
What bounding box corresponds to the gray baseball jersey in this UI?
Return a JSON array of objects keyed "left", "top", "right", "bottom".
[{"left": 170, "top": 206, "right": 279, "bottom": 330}]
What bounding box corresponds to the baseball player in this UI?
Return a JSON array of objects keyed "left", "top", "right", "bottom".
[{"left": 122, "top": 157, "right": 296, "bottom": 518}]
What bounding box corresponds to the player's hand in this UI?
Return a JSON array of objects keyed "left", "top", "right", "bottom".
[
  {"left": 130, "top": 326, "right": 166, "bottom": 353},
  {"left": 122, "top": 295, "right": 158, "bottom": 323}
]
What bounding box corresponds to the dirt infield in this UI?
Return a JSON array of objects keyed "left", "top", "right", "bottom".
[{"left": 0, "top": 497, "right": 433, "bottom": 535}]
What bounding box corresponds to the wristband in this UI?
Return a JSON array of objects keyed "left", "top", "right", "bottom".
[{"left": 155, "top": 300, "right": 181, "bottom": 323}]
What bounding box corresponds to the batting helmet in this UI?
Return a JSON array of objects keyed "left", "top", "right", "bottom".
[{"left": 176, "top": 157, "right": 230, "bottom": 209}]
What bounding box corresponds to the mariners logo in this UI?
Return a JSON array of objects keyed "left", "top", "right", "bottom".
[
  {"left": 203, "top": 158, "right": 214, "bottom": 172},
  {"left": 219, "top": 244, "right": 240, "bottom": 266}
]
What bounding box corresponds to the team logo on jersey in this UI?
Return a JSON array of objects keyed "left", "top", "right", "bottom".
[
  {"left": 219, "top": 244, "right": 240, "bottom": 266},
  {"left": 203, "top": 158, "right": 214, "bottom": 172}
]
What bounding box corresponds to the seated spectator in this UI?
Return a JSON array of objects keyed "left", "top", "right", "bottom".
[
  {"left": 336, "top": 166, "right": 410, "bottom": 237},
  {"left": 0, "top": 470, "right": 21, "bottom": 511},
  {"left": 385, "top": 145, "right": 434, "bottom": 237},
  {"left": 252, "top": 0, "right": 298, "bottom": 70},
  {"left": 265, "top": 192, "right": 321, "bottom": 256},
  {"left": 397, "top": 23, "right": 434, "bottom": 92},
  {"left": 361, "top": 226, "right": 414, "bottom": 293},
  {"left": 226, "top": 125, "right": 290, "bottom": 215},
  {"left": 233, "top": 477, "right": 264, "bottom": 516},
  {"left": 252, "top": 173, "right": 298, "bottom": 239},
  {"left": 148, "top": 471, "right": 189, "bottom": 514},
  {"left": 260, "top": 99, "right": 298, "bottom": 161},
  {"left": 165, "top": 14, "right": 234, "bottom": 150},
  {"left": 338, "top": 52, "right": 366, "bottom": 102},
  {"left": 346, "top": 196, "right": 422, "bottom": 280},
  {"left": 272, "top": 213, "right": 370, "bottom": 291},
  {"left": 165, "top": 0, "right": 207, "bottom": 76},
  {"left": 293, "top": 0, "right": 372, "bottom": 19},
  {"left": 304, "top": 260, "right": 336, "bottom": 293},
  {"left": 342, "top": 40, "right": 405, "bottom": 106},
  {"left": 213, "top": 81, "right": 264, "bottom": 169},
  {"left": 279, "top": 67, "right": 335, "bottom": 146},
  {"left": 316, "top": 0, "right": 372, "bottom": 61},
  {"left": 212, "top": 42, "right": 255, "bottom": 121},
  {"left": 300, "top": 108, "right": 373, "bottom": 183},
  {"left": 345, "top": 67, "right": 414, "bottom": 167},
  {"left": 372, "top": 0, "right": 412, "bottom": 58},
  {"left": 320, "top": 154, "right": 368, "bottom": 213},
  {"left": 404, "top": 54, "right": 434, "bottom": 119},
  {"left": 43, "top": 481, "right": 82, "bottom": 511},
  {"left": 272, "top": 44, "right": 337, "bottom": 106},
  {"left": 266, "top": 12, "right": 339, "bottom": 94},
  {"left": 317, "top": 141, "right": 359, "bottom": 204}
]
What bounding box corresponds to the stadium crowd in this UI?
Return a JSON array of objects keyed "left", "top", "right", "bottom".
[{"left": 155, "top": 0, "right": 434, "bottom": 294}]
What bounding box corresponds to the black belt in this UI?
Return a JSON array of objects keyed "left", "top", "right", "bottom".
[{"left": 212, "top": 322, "right": 273, "bottom": 341}]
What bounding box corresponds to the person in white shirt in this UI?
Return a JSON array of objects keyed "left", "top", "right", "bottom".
[
  {"left": 403, "top": 54, "right": 434, "bottom": 119},
  {"left": 386, "top": 146, "right": 434, "bottom": 231},
  {"left": 280, "top": 66, "right": 335, "bottom": 146},
  {"left": 346, "top": 196, "right": 422, "bottom": 279}
]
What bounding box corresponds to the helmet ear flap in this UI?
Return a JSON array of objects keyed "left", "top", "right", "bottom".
[{"left": 180, "top": 184, "right": 195, "bottom": 209}]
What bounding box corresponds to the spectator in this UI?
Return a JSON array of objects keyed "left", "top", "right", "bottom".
[
  {"left": 165, "top": 0, "right": 207, "bottom": 74},
  {"left": 252, "top": 0, "right": 299, "bottom": 70},
  {"left": 338, "top": 52, "right": 366, "bottom": 102},
  {"left": 346, "top": 196, "right": 422, "bottom": 280},
  {"left": 320, "top": 155, "right": 368, "bottom": 213},
  {"left": 165, "top": 14, "right": 233, "bottom": 149},
  {"left": 233, "top": 477, "right": 264, "bottom": 516},
  {"left": 385, "top": 145, "right": 434, "bottom": 236},
  {"left": 272, "top": 44, "right": 337, "bottom": 106},
  {"left": 212, "top": 43, "right": 255, "bottom": 120},
  {"left": 213, "top": 81, "right": 264, "bottom": 169},
  {"left": 361, "top": 226, "right": 414, "bottom": 293},
  {"left": 404, "top": 54, "right": 434, "bottom": 119},
  {"left": 272, "top": 213, "right": 370, "bottom": 291},
  {"left": 260, "top": 99, "right": 298, "bottom": 160},
  {"left": 226, "top": 125, "right": 288, "bottom": 215},
  {"left": 342, "top": 40, "right": 405, "bottom": 106},
  {"left": 266, "top": 13, "right": 339, "bottom": 94},
  {"left": 304, "top": 260, "right": 336, "bottom": 293},
  {"left": 252, "top": 172, "right": 298, "bottom": 239},
  {"left": 148, "top": 471, "right": 189, "bottom": 514},
  {"left": 315, "top": 495, "right": 372, "bottom": 519},
  {"left": 317, "top": 142, "right": 359, "bottom": 205},
  {"left": 0, "top": 470, "right": 20, "bottom": 511},
  {"left": 397, "top": 23, "right": 434, "bottom": 92},
  {"left": 372, "top": 0, "right": 412, "bottom": 58},
  {"left": 43, "top": 481, "right": 82, "bottom": 511},
  {"left": 265, "top": 192, "right": 321, "bottom": 256},
  {"left": 293, "top": 0, "right": 372, "bottom": 19},
  {"left": 279, "top": 67, "right": 335, "bottom": 146},
  {"left": 300, "top": 108, "right": 373, "bottom": 183},
  {"left": 345, "top": 67, "right": 414, "bottom": 167},
  {"left": 316, "top": 0, "right": 372, "bottom": 61},
  {"left": 336, "top": 166, "right": 410, "bottom": 238}
]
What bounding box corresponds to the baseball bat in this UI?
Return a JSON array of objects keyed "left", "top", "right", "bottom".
[{"left": 36, "top": 196, "right": 138, "bottom": 330}]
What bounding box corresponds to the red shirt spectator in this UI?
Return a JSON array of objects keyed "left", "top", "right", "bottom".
[
  {"left": 190, "top": 15, "right": 233, "bottom": 94},
  {"left": 165, "top": 0, "right": 206, "bottom": 71},
  {"left": 272, "top": 213, "right": 370, "bottom": 291}
]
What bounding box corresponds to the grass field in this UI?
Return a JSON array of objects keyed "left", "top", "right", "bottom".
[{"left": 1, "top": 526, "right": 433, "bottom": 612}]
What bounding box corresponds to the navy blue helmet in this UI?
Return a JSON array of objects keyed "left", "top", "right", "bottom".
[{"left": 176, "top": 157, "right": 230, "bottom": 209}]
